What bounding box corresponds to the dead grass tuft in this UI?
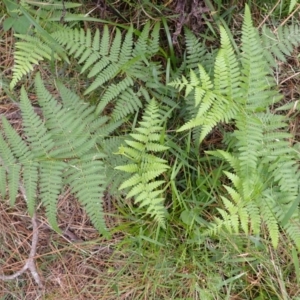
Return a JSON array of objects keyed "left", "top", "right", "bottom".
[{"left": 0, "top": 188, "right": 127, "bottom": 299}]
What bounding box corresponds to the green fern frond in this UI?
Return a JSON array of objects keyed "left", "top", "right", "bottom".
[
  {"left": 12, "top": 18, "right": 166, "bottom": 121},
  {"left": 10, "top": 34, "right": 61, "bottom": 89},
  {"left": 115, "top": 99, "right": 169, "bottom": 227},
  {"left": 0, "top": 167, "right": 6, "bottom": 198},
  {"left": 234, "top": 114, "right": 263, "bottom": 176},
  {"left": 246, "top": 201, "right": 261, "bottom": 235},
  {"left": 95, "top": 76, "right": 134, "bottom": 115},
  {"left": 35, "top": 75, "right": 96, "bottom": 159},
  {"left": 56, "top": 81, "right": 122, "bottom": 139},
  {"left": 9, "top": 1, "right": 102, "bottom": 88},
  {"left": 1, "top": 73, "right": 110, "bottom": 235},
  {"left": 100, "top": 137, "right": 131, "bottom": 194},
  {"left": 215, "top": 27, "right": 241, "bottom": 101},
  {"left": 171, "top": 24, "right": 240, "bottom": 144},
  {"left": 284, "top": 220, "right": 300, "bottom": 250},
  {"left": 52, "top": 22, "right": 164, "bottom": 119},
  {"left": 180, "top": 27, "right": 216, "bottom": 75},
  {"left": 241, "top": 6, "right": 279, "bottom": 110},
  {"left": 0, "top": 132, "right": 17, "bottom": 170},
  {"left": 52, "top": 26, "right": 126, "bottom": 96},
  {"left": 261, "top": 24, "right": 300, "bottom": 67}
]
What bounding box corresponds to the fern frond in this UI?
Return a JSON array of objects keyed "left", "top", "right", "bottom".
[
  {"left": 10, "top": 34, "right": 61, "bottom": 89},
  {"left": 100, "top": 137, "right": 131, "bottom": 194},
  {"left": 241, "top": 6, "right": 279, "bottom": 110},
  {"left": 35, "top": 75, "right": 96, "bottom": 159},
  {"left": 261, "top": 24, "right": 300, "bottom": 67},
  {"left": 173, "top": 26, "right": 240, "bottom": 144},
  {"left": 246, "top": 201, "right": 261, "bottom": 235},
  {"left": 95, "top": 76, "right": 134, "bottom": 115},
  {"left": 116, "top": 99, "right": 169, "bottom": 227},
  {"left": 149, "top": 22, "right": 160, "bottom": 55},
  {"left": 56, "top": 81, "right": 122, "bottom": 139},
  {"left": 1, "top": 73, "right": 110, "bottom": 235},
  {"left": 52, "top": 22, "right": 164, "bottom": 120},
  {"left": 172, "top": 4, "right": 300, "bottom": 249},
  {"left": 181, "top": 27, "right": 215, "bottom": 74},
  {"left": 284, "top": 220, "right": 300, "bottom": 250},
  {"left": 215, "top": 27, "right": 241, "bottom": 101},
  {"left": 118, "top": 26, "right": 134, "bottom": 65},
  {"left": 0, "top": 132, "right": 17, "bottom": 170},
  {"left": 52, "top": 26, "right": 133, "bottom": 95}
]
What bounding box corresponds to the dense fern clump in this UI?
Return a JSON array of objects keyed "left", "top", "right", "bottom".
[
  {"left": 171, "top": 5, "right": 300, "bottom": 249},
  {"left": 115, "top": 99, "right": 169, "bottom": 227},
  {"left": 0, "top": 73, "right": 110, "bottom": 236},
  {"left": 4, "top": 1, "right": 300, "bottom": 250}
]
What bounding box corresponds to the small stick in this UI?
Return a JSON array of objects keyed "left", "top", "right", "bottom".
[{"left": 0, "top": 214, "right": 43, "bottom": 288}]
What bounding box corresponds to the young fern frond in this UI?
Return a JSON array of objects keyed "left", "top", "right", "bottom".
[
  {"left": 1, "top": 73, "right": 110, "bottom": 236},
  {"left": 170, "top": 25, "right": 240, "bottom": 144},
  {"left": 115, "top": 99, "right": 169, "bottom": 227}
]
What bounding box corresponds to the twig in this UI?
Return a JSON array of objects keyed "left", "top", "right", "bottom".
[
  {"left": 258, "top": 0, "right": 281, "bottom": 29},
  {"left": 277, "top": 4, "right": 300, "bottom": 31},
  {"left": 0, "top": 214, "right": 43, "bottom": 288}
]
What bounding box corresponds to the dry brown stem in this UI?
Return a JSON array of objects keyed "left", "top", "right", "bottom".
[{"left": 0, "top": 214, "right": 43, "bottom": 288}]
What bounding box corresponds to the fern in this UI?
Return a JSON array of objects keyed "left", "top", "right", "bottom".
[
  {"left": 8, "top": 0, "right": 98, "bottom": 89},
  {"left": 10, "top": 14, "right": 177, "bottom": 121},
  {"left": 261, "top": 24, "right": 300, "bottom": 68},
  {"left": 0, "top": 73, "right": 110, "bottom": 236},
  {"left": 51, "top": 22, "right": 166, "bottom": 120},
  {"left": 115, "top": 99, "right": 169, "bottom": 227},
  {"left": 100, "top": 136, "right": 132, "bottom": 195},
  {"left": 171, "top": 5, "right": 300, "bottom": 249},
  {"left": 170, "top": 27, "right": 240, "bottom": 145}
]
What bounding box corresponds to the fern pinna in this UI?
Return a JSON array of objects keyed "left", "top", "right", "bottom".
[
  {"left": 115, "top": 99, "right": 169, "bottom": 228},
  {"left": 0, "top": 73, "right": 109, "bottom": 236},
  {"left": 171, "top": 5, "right": 300, "bottom": 249}
]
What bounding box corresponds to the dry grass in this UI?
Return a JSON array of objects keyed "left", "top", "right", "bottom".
[{"left": 0, "top": 190, "right": 129, "bottom": 299}]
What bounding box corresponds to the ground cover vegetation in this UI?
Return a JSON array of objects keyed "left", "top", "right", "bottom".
[{"left": 1, "top": 0, "right": 300, "bottom": 299}]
